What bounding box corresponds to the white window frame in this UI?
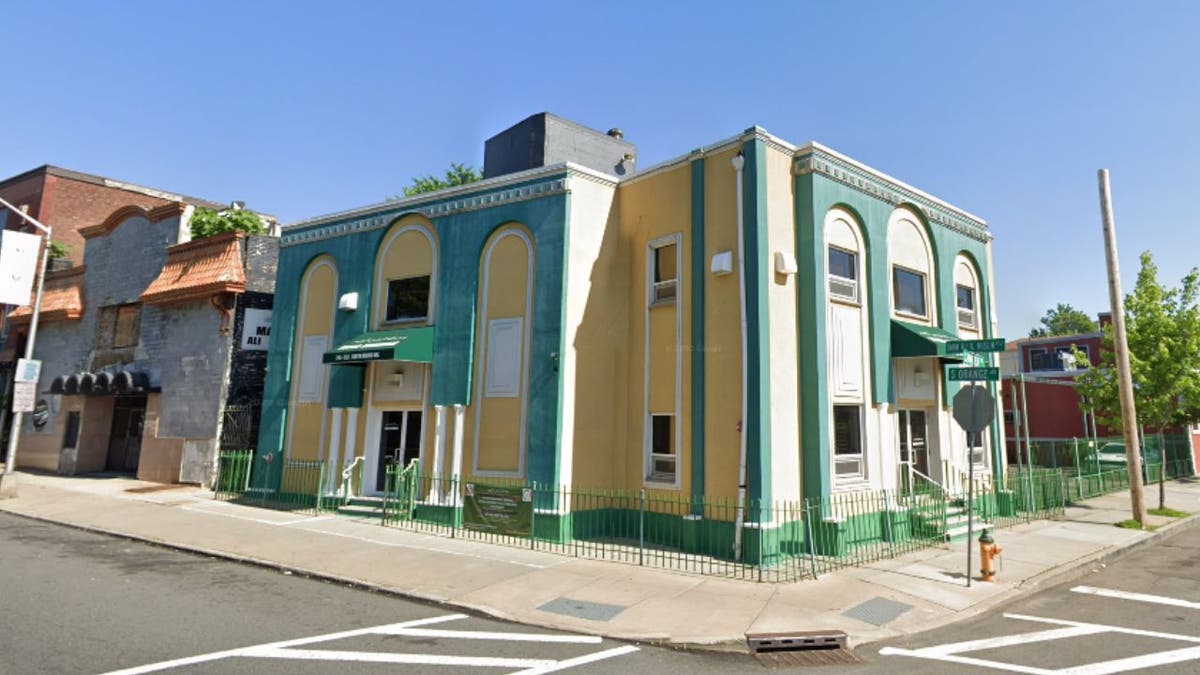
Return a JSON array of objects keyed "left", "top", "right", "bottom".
[
  {"left": 648, "top": 238, "right": 679, "bottom": 307},
  {"left": 828, "top": 245, "right": 859, "bottom": 304},
  {"left": 832, "top": 404, "right": 867, "bottom": 483},
  {"left": 892, "top": 265, "right": 928, "bottom": 320},
  {"left": 956, "top": 284, "right": 977, "bottom": 329},
  {"left": 645, "top": 413, "right": 677, "bottom": 485}
]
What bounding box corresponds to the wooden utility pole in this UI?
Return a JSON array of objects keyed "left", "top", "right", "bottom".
[{"left": 1097, "top": 169, "right": 1147, "bottom": 527}]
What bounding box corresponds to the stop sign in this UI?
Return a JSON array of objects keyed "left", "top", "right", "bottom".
[{"left": 953, "top": 385, "right": 995, "bottom": 433}]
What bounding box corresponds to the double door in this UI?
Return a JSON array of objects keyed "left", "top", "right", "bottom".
[
  {"left": 106, "top": 396, "right": 146, "bottom": 473},
  {"left": 375, "top": 410, "right": 422, "bottom": 492}
]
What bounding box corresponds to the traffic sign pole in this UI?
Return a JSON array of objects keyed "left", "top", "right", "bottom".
[{"left": 967, "top": 380, "right": 976, "bottom": 588}]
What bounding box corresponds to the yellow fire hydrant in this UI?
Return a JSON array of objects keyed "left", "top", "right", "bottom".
[{"left": 979, "top": 529, "right": 1002, "bottom": 582}]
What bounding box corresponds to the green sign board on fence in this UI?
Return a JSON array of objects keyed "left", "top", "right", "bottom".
[
  {"left": 946, "top": 338, "right": 1006, "bottom": 354},
  {"left": 948, "top": 366, "right": 1000, "bottom": 382},
  {"left": 463, "top": 483, "right": 533, "bottom": 537}
]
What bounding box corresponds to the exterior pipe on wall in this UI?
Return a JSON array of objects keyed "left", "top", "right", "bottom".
[
  {"left": 731, "top": 150, "right": 749, "bottom": 561},
  {"left": 430, "top": 405, "right": 447, "bottom": 503},
  {"left": 450, "top": 404, "right": 465, "bottom": 503}
]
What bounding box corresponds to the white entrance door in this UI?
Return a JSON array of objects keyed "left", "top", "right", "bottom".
[{"left": 898, "top": 409, "right": 931, "bottom": 492}]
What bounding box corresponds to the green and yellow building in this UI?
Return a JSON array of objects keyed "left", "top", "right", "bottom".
[{"left": 255, "top": 113, "right": 1002, "bottom": 553}]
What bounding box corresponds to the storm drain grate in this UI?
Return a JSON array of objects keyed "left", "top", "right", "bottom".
[
  {"left": 841, "top": 597, "right": 912, "bottom": 627},
  {"left": 747, "top": 631, "right": 859, "bottom": 668}
]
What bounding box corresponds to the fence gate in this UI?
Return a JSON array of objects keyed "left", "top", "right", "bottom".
[{"left": 220, "top": 403, "right": 261, "bottom": 450}]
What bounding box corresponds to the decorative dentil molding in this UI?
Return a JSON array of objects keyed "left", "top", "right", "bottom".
[
  {"left": 280, "top": 177, "right": 568, "bottom": 248},
  {"left": 793, "top": 149, "right": 990, "bottom": 243}
]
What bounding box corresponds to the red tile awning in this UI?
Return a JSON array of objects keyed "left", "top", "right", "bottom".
[
  {"left": 140, "top": 231, "right": 246, "bottom": 305},
  {"left": 6, "top": 266, "right": 85, "bottom": 324}
]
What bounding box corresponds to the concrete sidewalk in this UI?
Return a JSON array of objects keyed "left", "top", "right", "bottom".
[{"left": 1, "top": 470, "right": 1198, "bottom": 652}]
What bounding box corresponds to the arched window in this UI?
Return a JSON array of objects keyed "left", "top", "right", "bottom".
[
  {"left": 373, "top": 218, "right": 438, "bottom": 329},
  {"left": 887, "top": 207, "right": 935, "bottom": 323},
  {"left": 287, "top": 257, "right": 338, "bottom": 460},
  {"left": 954, "top": 256, "right": 981, "bottom": 334}
]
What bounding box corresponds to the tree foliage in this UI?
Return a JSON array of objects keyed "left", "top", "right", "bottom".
[
  {"left": 1029, "top": 303, "right": 1098, "bottom": 338},
  {"left": 189, "top": 208, "right": 265, "bottom": 239},
  {"left": 398, "top": 162, "right": 482, "bottom": 197},
  {"left": 47, "top": 241, "right": 70, "bottom": 259},
  {"left": 1073, "top": 252, "right": 1200, "bottom": 508}
]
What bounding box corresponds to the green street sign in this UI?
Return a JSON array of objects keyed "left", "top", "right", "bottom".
[
  {"left": 948, "top": 366, "right": 1000, "bottom": 382},
  {"left": 946, "top": 338, "right": 1006, "bottom": 354}
]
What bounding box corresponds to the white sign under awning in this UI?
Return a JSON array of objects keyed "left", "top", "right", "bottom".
[{"left": 0, "top": 230, "right": 41, "bottom": 306}]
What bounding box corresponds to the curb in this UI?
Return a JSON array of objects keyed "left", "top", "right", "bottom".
[{"left": 0, "top": 505, "right": 739, "bottom": 653}]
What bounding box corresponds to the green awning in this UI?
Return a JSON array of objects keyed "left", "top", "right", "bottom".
[
  {"left": 890, "top": 320, "right": 965, "bottom": 361},
  {"left": 323, "top": 326, "right": 435, "bottom": 365}
]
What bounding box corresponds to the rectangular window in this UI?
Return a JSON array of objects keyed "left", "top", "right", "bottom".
[
  {"left": 828, "top": 247, "right": 858, "bottom": 303},
  {"left": 893, "top": 267, "right": 927, "bottom": 318},
  {"left": 956, "top": 284, "right": 976, "bottom": 329},
  {"left": 646, "top": 414, "right": 676, "bottom": 484},
  {"left": 62, "top": 411, "right": 81, "bottom": 449},
  {"left": 385, "top": 276, "right": 431, "bottom": 323},
  {"left": 650, "top": 242, "right": 677, "bottom": 305},
  {"left": 833, "top": 405, "right": 865, "bottom": 479},
  {"left": 113, "top": 304, "right": 141, "bottom": 348}
]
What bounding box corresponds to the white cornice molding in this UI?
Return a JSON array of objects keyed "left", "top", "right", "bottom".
[{"left": 794, "top": 143, "right": 990, "bottom": 243}]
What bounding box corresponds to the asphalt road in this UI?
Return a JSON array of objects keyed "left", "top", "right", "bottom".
[
  {"left": 0, "top": 512, "right": 759, "bottom": 674},
  {"left": 5, "top": 509, "right": 1200, "bottom": 674},
  {"left": 839, "top": 520, "right": 1200, "bottom": 674}
]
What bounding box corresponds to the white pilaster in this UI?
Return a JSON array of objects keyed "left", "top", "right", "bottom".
[
  {"left": 327, "top": 408, "right": 343, "bottom": 493},
  {"left": 430, "top": 405, "right": 447, "bottom": 502},
  {"left": 343, "top": 407, "right": 359, "bottom": 495},
  {"left": 450, "top": 404, "right": 465, "bottom": 504}
]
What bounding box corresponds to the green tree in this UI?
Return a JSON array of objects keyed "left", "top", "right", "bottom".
[
  {"left": 1029, "top": 303, "right": 1098, "bottom": 338},
  {"left": 397, "top": 162, "right": 481, "bottom": 197},
  {"left": 1073, "top": 252, "right": 1200, "bottom": 510},
  {"left": 189, "top": 208, "right": 265, "bottom": 239}
]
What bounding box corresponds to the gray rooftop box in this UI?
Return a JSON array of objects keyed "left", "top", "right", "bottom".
[{"left": 484, "top": 113, "right": 636, "bottom": 179}]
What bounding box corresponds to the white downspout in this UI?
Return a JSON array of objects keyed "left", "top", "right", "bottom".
[{"left": 731, "top": 150, "right": 750, "bottom": 561}]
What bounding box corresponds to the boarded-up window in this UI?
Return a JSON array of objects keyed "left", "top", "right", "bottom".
[
  {"left": 113, "top": 304, "right": 141, "bottom": 348},
  {"left": 297, "top": 335, "right": 328, "bottom": 403},
  {"left": 484, "top": 318, "right": 522, "bottom": 398}
]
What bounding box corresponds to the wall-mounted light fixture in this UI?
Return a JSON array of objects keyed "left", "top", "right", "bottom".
[
  {"left": 338, "top": 292, "right": 359, "bottom": 312},
  {"left": 711, "top": 251, "right": 733, "bottom": 275}
]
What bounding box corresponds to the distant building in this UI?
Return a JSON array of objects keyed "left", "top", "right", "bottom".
[
  {"left": 4, "top": 193, "right": 278, "bottom": 485},
  {"left": 254, "top": 111, "right": 1001, "bottom": 550}
]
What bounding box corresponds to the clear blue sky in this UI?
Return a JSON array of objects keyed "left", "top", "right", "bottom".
[{"left": 3, "top": 1, "right": 1197, "bottom": 338}]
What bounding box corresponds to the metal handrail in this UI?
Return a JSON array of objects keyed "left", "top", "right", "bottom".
[{"left": 341, "top": 456, "right": 364, "bottom": 503}]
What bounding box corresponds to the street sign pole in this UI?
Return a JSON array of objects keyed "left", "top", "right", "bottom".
[
  {"left": 967, "top": 379, "right": 975, "bottom": 588},
  {"left": 0, "top": 197, "right": 52, "bottom": 499}
]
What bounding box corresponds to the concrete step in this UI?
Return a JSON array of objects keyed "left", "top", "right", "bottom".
[
  {"left": 336, "top": 503, "right": 385, "bottom": 519},
  {"left": 944, "top": 521, "right": 994, "bottom": 541}
]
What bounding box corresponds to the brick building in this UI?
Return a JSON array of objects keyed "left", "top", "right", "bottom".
[
  {"left": 4, "top": 200, "right": 278, "bottom": 486},
  {"left": 0, "top": 165, "right": 230, "bottom": 446}
]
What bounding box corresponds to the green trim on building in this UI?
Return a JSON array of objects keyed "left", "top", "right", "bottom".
[
  {"left": 796, "top": 161, "right": 996, "bottom": 500},
  {"left": 741, "top": 136, "right": 772, "bottom": 509},
  {"left": 794, "top": 174, "right": 831, "bottom": 501},
  {"left": 689, "top": 157, "right": 706, "bottom": 509}
]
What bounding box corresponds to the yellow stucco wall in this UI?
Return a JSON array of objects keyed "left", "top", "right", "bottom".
[
  {"left": 467, "top": 228, "right": 532, "bottom": 476},
  {"left": 565, "top": 178, "right": 626, "bottom": 490},
  {"left": 616, "top": 165, "right": 691, "bottom": 494},
  {"left": 288, "top": 259, "right": 336, "bottom": 462},
  {"left": 702, "top": 147, "right": 744, "bottom": 501}
]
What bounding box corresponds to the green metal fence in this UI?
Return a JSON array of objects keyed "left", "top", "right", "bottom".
[
  {"left": 211, "top": 455, "right": 1120, "bottom": 582},
  {"left": 1015, "top": 432, "right": 1195, "bottom": 504},
  {"left": 213, "top": 451, "right": 327, "bottom": 515}
]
